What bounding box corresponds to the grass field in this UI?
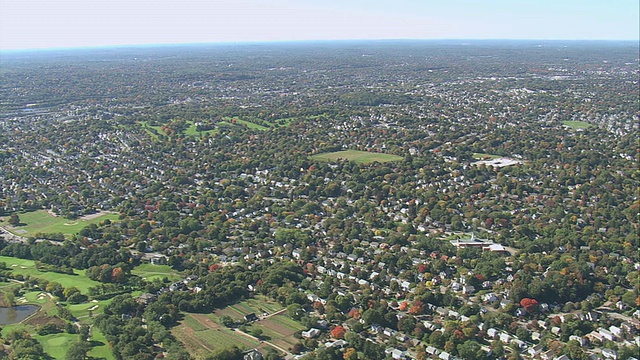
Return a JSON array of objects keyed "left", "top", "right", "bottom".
[
  {"left": 35, "top": 333, "right": 77, "bottom": 359},
  {"left": 88, "top": 327, "right": 115, "bottom": 360},
  {"left": 184, "top": 122, "right": 217, "bottom": 136},
  {"left": 472, "top": 153, "right": 501, "bottom": 160},
  {"left": 67, "top": 297, "right": 115, "bottom": 319},
  {"left": 139, "top": 121, "right": 217, "bottom": 138},
  {"left": 233, "top": 118, "right": 270, "bottom": 131},
  {"left": 562, "top": 120, "right": 593, "bottom": 129},
  {"left": 132, "top": 263, "right": 182, "bottom": 282},
  {"left": 0, "top": 256, "right": 101, "bottom": 293},
  {"left": 0, "top": 210, "right": 119, "bottom": 239},
  {"left": 311, "top": 149, "right": 403, "bottom": 164}
]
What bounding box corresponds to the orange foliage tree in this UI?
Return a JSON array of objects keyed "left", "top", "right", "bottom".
[{"left": 331, "top": 325, "right": 346, "bottom": 339}]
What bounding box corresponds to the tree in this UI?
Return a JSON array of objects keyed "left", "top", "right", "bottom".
[
  {"left": 8, "top": 214, "right": 20, "bottom": 226},
  {"left": 65, "top": 340, "right": 91, "bottom": 360},
  {"left": 251, "top": 328, "right": 264, "bottom": 339},
  {"left": 520, "top": 298, "right": 539, "bottom": 313},
  {"left": 343, "top": 348, "right": 358, "bottom": 360},
  {"left": 287, "top": 303, "right": 304, "bottom": 320},
  {"left": 331, "top": 325, "right": 346, "bottom": 339},
  {"left": 457, "top": 340, "right": 483, "bottom": 360},
  {"left": 204, "top": 346, "right": 242, "bottom": 360}
]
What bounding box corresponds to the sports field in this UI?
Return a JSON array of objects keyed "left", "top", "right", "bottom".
[
  {"left": 562, "top": 120, "right": 593, "bottom": 129},
  {"left": 0, "top": 210, "right": 118, "bottom": 239},
  {"left": 311, "top": 149, "right": 403, "bottom": 164}
]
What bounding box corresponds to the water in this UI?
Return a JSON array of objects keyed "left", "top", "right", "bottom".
[{"left": 0, "top": 305, "right": 39, "bottom": 325}]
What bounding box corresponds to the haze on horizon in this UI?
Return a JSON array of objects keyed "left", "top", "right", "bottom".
[{"left": 1, "top": 0, "right": 639, "bottom": 51}]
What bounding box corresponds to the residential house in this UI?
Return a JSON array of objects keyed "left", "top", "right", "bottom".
[
  {"left": 244, "top": 313, "right": 258, "bottom": 322},
  {"left": 243, "top": 349, "right": 263, "bottom": 360},
  {"left": 602, "top": 348, "right": 618, "bottom": 359},
  {"left": 302, "top": 328, "right": 321, "bottom": 339}
]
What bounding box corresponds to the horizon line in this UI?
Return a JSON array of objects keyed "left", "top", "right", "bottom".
[{"left": 2, "top": 37, "right": 639, "bottom": 53}]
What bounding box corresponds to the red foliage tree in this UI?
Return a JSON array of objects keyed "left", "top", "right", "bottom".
[
  {"left": 347, "top": 308, "right": 361, "bottom": 319},
  {"left": 409, "top": 300, "right": 426, "bottom": 315},
  {"left": 208, "top": 264, "right": 220, "bottom": 272},
  {"left": 331, "top": 325, "right": 346, "bottom": 339},
  {"left": 520, "top": 298, "right": 539, "bottom": 313}
]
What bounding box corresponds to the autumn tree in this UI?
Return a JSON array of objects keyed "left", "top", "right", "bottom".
[
  {"left": 520, "top": 298, "right": 539, "bottom": 313},
  {"left": 331, "top": 325, "right": 346, "bottom": 339}
]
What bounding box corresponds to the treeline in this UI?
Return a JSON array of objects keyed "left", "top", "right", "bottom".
[{"left": 0, "top": 240, "right": 133, "bottom": 270}]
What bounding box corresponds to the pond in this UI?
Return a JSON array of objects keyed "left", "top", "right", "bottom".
[{"left": 0, "top": 305, "right": 39, "bottom": 325}]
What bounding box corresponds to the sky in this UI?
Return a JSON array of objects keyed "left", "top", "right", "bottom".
[{"left": 0, "top": 0, "right": 638, "bottom": 50}]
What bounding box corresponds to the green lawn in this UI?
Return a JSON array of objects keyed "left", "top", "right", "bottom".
[
  {"left": 184, "top": 122, "right": 217, "bottom": 136},
  {"left": 88, "top": 327, "right": 115, "bottom": 360},
  {"left": 132, "top": 263, "right": 182, "bottom": 282},
  {"left": 472, "top": 153, "right": 501, "bottom": 160},
  {"left": 139, "top": 121, "right": 217, "bottom": 138},
  {"left": 67, "top": 298, "right": 114, "bottom": 319},
  {"left": 234, "top": 118, "right": 270, "bottom": 131},
  {"left": 0, "top": 210, "right": 119, "bottom": 239},
  {"left": 21, "top": 291, "right": 51, "bottom": 305},
  {"left": 0, "top": 256, "right": 101, "bottom": 293},
  {"left": 35, "top": 333, "right": 78, "bottom": 359},
  {"left": 562, "top": 120, "right": 593, "bottom": 129},
  {"left": 140, "top": 121, "right": 163, "bottom": 139},
  {"left": 312, "top": 149, "right": 403, "bottom": 164}
]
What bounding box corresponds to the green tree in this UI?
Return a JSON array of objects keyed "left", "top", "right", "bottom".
[
  {"left": 205, "top": 346, "right": 243, "bottom": 360},
  {"left": 457, "top": 340, "right": 483, "bottom": 360},
  {"left": 8, "top": 214, "right": 20, "bottom": 226}
]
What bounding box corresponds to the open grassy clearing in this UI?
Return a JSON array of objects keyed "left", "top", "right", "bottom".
[
  {"left": 140, "top": 121, "right": 163, "bottom": 139},
  {"left": 139, "top": 121, "right": 217, "bottom": 138},
  {"left": 35, "top": 333, "right": 77, "bottom": 359},
  {"left": 312, "top": 149, "right": 403, "bottom": 164},
  {"left": 225, "top": 116, "right": 298, "bottom": 130},
  {"left": 184, "top": 122, "right": 217, "bottom": 136},
  {"left": 20, "top": 291, "right": 51, "bottom": 305},
  {"left": 0, "top": 256, "right": 101, "bottom": 293},
  {"left": 562, "top": 120, "right": 593, "bottom": 129},
  {"left": 88, "top": 327, "right": 115, "bottom": 360},
  {"left": 132, "top": 263, "right": 182, "bottom": 282},
  {"left": 233, "top": 118, "right": 270, "bottom": 130},
  {"left": 0, "top": 210, "right": 118, "bottom": 239},
  {"left": 67, "top": 297, "right": 114, "bottom": 319},
  {"left": 472, "top": 153, "right": 501, "bottom": 160}
]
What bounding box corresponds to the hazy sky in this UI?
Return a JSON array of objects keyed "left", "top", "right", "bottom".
[{"left": 1, "top": 0, "right": 638, "bottom": 50}]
